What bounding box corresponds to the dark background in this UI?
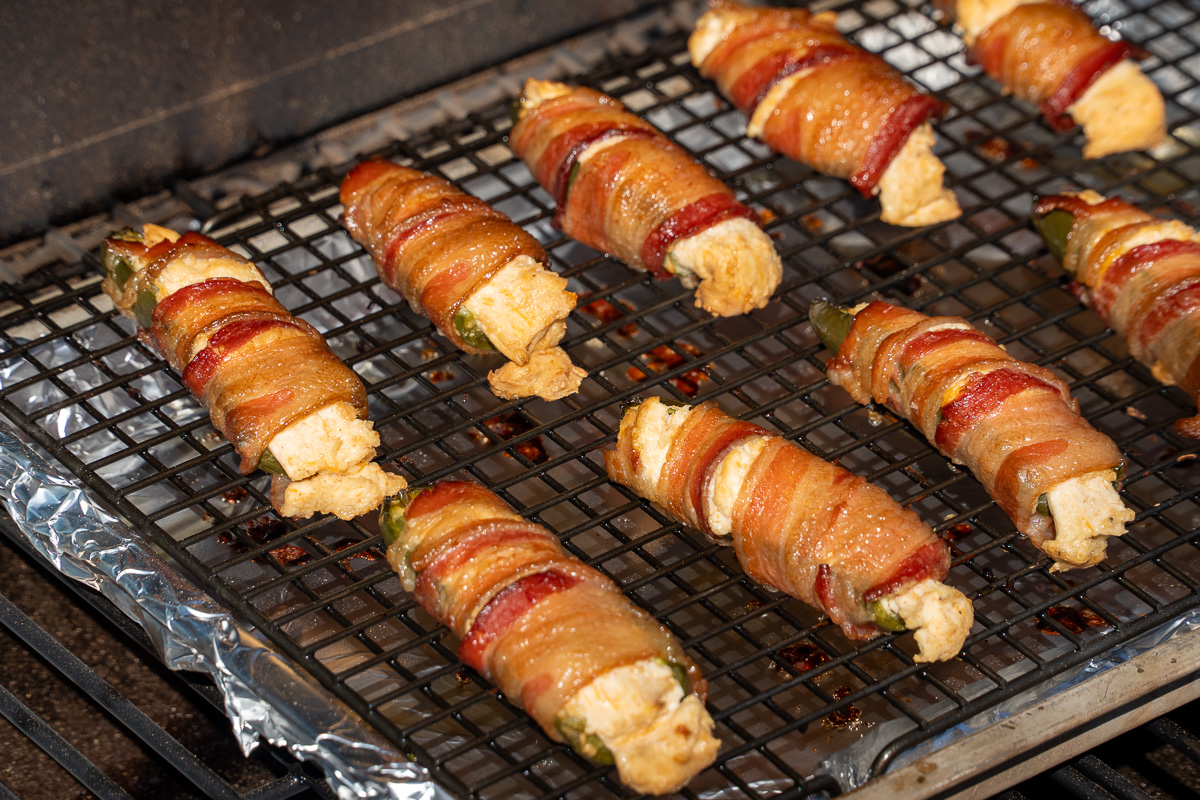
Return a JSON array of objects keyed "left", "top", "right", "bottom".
[{"left": 0, "top": 0, "right": 655, "bottom": 246}]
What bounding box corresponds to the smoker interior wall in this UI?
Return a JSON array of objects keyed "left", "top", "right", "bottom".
[{"left": 0, "top": 0, "right": 654, "bottom": 246}]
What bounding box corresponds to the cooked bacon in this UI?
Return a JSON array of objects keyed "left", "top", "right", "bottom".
[
  {"left": 101, "top": 227, "right": 373, "bottom": 478},
  {"left": 151, "top": 278, "right": 291, "bottom": 372},
  {"left": 605, "top": 400, "right": 952, "bottom": 639},
  {"left": 340, "top": 160, "right": 547, "bottom": 353},
  {"left": 970, "top": 2, "right": 1140, "bottom": 132},
  {"left": 691, "top": 1, "right": 946, "bottom": 196},
  {"left": 1036, "top": 192, "right": 1200, "bottom": 436},
  {"left": 509, "top": 84, "right": 757, "bottom": 278},
  {"left": 827, "top": 301, "right": 1125, "bottom": 537},
  {"left": 180, "top": 318, "right": 367, "bottom": 473},
  {"left": 391, "top": 480, "right": 715, "bottom": 785}
]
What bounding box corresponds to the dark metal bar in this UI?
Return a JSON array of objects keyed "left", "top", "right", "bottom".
[
  {"left": 0, "top": 683, "right": 135, "bottom": 800},
  {"left": 0, "top": 595, "right": 241, "bottom": 800}
]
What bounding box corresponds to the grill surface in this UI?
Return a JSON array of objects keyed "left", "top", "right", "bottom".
[{"left": 3, "top": 1, "right": 1200, "bottom": 798}]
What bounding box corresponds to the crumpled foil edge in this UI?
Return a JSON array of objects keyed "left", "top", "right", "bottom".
[{"left": 0, "top": 423, "right": 454, "bottom": 800}]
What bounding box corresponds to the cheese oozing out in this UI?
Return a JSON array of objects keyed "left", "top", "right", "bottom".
[
  {"left": 666, "top": 217, "right": 782, "bottom": 316},
  {"left": 559, "top": 659, "right": 719, "bottom": 796},
  {"left": 704, "top": 435, "right": 771, "bottom": 538},
  {"left": 1088, "top": 218, "right": 1200, "bottom": 281},
  {"left": 461, "top": 253, "right": 586, "bottom": 401},
  {"left": 274, "top": 462, "right": 407, "bottom": 522},
  {"left": 486, "top": 345, "right": 585, "bottom": 402},
  {"left": 878, "top": 578, "right": 974, "bottom": 663},
  {"left": 266, "top": 401, "right": 380, "bottom": 482},
  {"left": 1041, "top": 469, "right": 1133, "bottom": 570}
]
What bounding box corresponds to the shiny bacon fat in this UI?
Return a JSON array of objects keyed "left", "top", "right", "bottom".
[
  {"left": 1034, "top": 191, "right": 1200, "bottom": 437},
  {"left": 605, "top": 397, "right": 972, "bottom": 662},
  {"left": 380, "top": 481, "right": 719, "bottom": 794},
  {"left": 510, "top": 78, "right": 782, "bottom": 317},
  {"left": 943, "top": 0, "right": 1164, "bottom": 157},
  {"left": 819, "top": 299, "right": 1133, "bottom": 570},
  {"left": 99, "top": 224, "right": 405, "bottom": 520},
  {"left": 689, "top": 0, "right": 961, "bottom": 227},
  {"left": 339, "top": 159, "right": 584, "bottom": 401}
]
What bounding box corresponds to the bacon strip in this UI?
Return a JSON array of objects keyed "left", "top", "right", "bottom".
[
  {"left": 340, "top": 159, "right": 548, "bottom": 353},
  {"left": 827, "top": 301, "right": 1125, "bottom": 537},
  {"left": 969, "top": 1, "right": 1143, "bottom": 132},
  {"left": 1036, "top": 192, "right": 1200, "bottom": 436},
  {"left": 101, "top": 229, "right": 371, "bottom": 477},
  {"left": 605, "top": 400, "right": 952, "bottom": 640},
  {"left": 509, "top": 85, "right": 757, "bottom": 276},
  {"left": 692, "top": 1, "right": 946, "bottom": 196},
  {"left": 388, "top": 480, "right": 715, "bottom": 784}
]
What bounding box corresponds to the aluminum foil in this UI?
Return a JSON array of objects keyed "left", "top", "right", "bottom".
[{"left": 0, "top": 422, "right": 453, "bottom": 800}]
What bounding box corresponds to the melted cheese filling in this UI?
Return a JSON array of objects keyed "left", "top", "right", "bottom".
[
  {"left": 154, "top": 255, "right": 272, "bottom": 300},
  {"left": 560, "top": 659, "right": 719, "bottom": 795},
  {"left": 462, "top": 254, "right": 573, "bottom": 363},
  {"left": 267, "top": 402, "right": 380, "bottom": 482},
  {"left": 1069, "top": 60, "right": 1166, "bottom": 159},
  {"left": 875, "top": 123, "right": 961, "bottom": 227},
  {"left": 1042, "top": 469, "right": 1133, "bottom": 570},
  {"left": 276, "top": 462, "right": 407, "bottom": 522},
  {"left": 879, "top": 579, "right": 974, "bottom": 662},
  {"left": 704, "top": 435, "right": 771, "bottom": 538},
  {"left": 631, "top": 400, "right": 693, "bottom": 486}
]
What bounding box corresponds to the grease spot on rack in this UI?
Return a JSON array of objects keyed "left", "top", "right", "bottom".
[
  {"left": 331, "top": 537, "right": 383, "bottom": 562},
  {"left": 824, "top": 687, "right": 862, "bottom": 729},
  {"left": 626, "top": 343, "right": 710, "bottom": 397},
  {"left": 773, "top": 642, "right": 829, "bottom": 674},
  {"left": 942, "top": 522, "right": 972, "bottom": 541},
  {"left": 965, "top": 130, "right": 1038, "bottom": 169},
  {"left": 429, "top": 369, "right": 454, "bottom": 384},
  {"left": 217, "top": 516, "right": 310, "bottom": 567},
  {"left": 1039, "top": 605, "right": 1107, "bottom": 635},
  {"left": 853, "top": 253, "right": 921, "bottom": 296},
  {"left": 484, "top": 411, "right": 549, "bottom": 464},
  {"left": 222, "top": 486, "right": 249, "bottom": 505},
  {"left": 579, "top": 295, "right": 638, "bottom": 337}
]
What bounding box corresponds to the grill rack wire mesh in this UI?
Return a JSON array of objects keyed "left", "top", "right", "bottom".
[{"left": 4, "top": 0, "right": 1200, "bottom": 797}]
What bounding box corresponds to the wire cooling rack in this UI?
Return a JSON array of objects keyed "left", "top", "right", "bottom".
[{"left": 3, "top": 1, "right": 1200, "bottom": 798}]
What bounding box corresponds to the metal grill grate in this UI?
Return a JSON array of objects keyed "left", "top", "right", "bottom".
[{"left": 3, "top": 1, "right": 1200, "bottom": 797}]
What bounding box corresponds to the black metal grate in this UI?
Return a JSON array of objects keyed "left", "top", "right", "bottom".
[{"left": 3, "top": 0, "right": 1200, "bottom": 798}]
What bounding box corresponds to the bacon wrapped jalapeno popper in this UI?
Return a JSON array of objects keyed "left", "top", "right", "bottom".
[
  {"left": 812, "top": 299, "right": 1134, "bottom": 570},
  {"left": 100, "top": 225, "right": 406, "bottom": 520},
  {"left": 939, "top": 0, "right": 1164, "bottom": 158},
  {"left": 379, "top": 481, "right": 718, "bottom": 794},
  {"left": 689, "top": 0, "right": 961, "bottom": 227},
  {"left": 605, "top": 397, "right": 972, "bottom": 662},
  {"left": 509, "top": 79, "right": 782, "bottom": 317},
  {"left": 340, "top": 159, "right": 586, "bottom": 401},
  {"left": 1034, "top": 191, "right": 1200, "bottom": 437}
]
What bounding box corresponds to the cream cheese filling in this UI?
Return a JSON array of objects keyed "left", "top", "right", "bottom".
[
  {"left": 1041, "top": 469, "right": 1133, "bottom": 570},
  {"left": 879, "top": 578, "right": 974, "bottom": 662},
  {"left": 560, "top": 659, "right": 719, "bottom": 795}
]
